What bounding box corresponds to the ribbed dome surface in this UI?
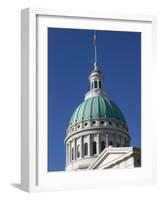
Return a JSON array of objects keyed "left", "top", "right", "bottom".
[{"left": 70, "top": 96, "right": 126, "bottom": 125}]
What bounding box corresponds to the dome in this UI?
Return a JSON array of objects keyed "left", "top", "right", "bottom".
[
  {"left": 89, "top": 66, "right": 103, "bottom": 80},
  {"left": 69, "top": 96, "right": 126, "bottom": 126},
  {"left": 89, "top": 69, "right": 102, "bottom": 77}
]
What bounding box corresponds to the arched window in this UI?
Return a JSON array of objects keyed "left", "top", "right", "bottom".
[
  {"left": 77, "top": 145, "right": 80, "bottom": 158},
  {"left": 109, "top": 141, "right": 113, "bottom": 146},
  {"left": 137, "top": 159, "right": 140, "bottom": 165},
  {"left": 124, "top": 138, "right": 127, "bottom": 147},
  {"left": 116, "top": 142, "right": 120, "bottom": 147},
  {"left": 84, "top": 143, "right": 88, "bottom": 156},
  {"left": 93, "top": 141, "right": 97, "bottom": 154},
  {"left": 71, "top": 148, "right": 74, "bottom": 160},
  {"left": 94, "top": 81, "right": 97, "bottom": 88},
  {"left": 101, "top": 141, "right": 106, "bottom": 152},
  {"left": 99, "top": 81, "right": 101, "bottom": 89}
]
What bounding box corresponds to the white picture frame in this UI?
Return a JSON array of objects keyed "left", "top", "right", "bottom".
[{"left": 21, "top": 8, "right": 157, "bottom": 192}]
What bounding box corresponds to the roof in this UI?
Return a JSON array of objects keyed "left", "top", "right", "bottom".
[
  {"left": 88, "top": 147, "right": 140, "bottom": 169},
  {"left": 89, "top": 68, "right": 103, "bottom": 79},
  {"left": 69, "top": 95, "right": 126, "bottom": 126}
]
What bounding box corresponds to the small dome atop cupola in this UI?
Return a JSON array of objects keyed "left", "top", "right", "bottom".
[{"left": 89, "top": 64, "right": 103, "bottom": 79}]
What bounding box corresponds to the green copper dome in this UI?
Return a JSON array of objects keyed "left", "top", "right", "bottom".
[{"left": 69, "top": 96, "right": 126, "bottom": 126}]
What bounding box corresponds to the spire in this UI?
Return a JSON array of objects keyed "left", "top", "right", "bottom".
[
  {"left": 93, "top": 31, "right": 98, "bottom": 71},
  {"left": 84, "top": 31, "right": 107, "bottom": 100}
]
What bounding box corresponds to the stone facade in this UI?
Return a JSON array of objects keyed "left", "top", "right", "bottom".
[
  {"left": 88, "top": 147, "right": 141, "bottom": 169},
  {"left": 65, "top": 118, "right": 131, "bottom": 171}
]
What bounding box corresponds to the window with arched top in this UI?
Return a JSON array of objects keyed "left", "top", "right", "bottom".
[
  {"left": 124, "top": 138, "right": 127, "bottom": 147},
  {"left": 109, "top": 141, "right": 113, "bottom": 146},
  {"left": 84, "top": 143, "right": 88, "bottom": 156},
  {"left": 99, "top": 81, "right": 101, "bottom": 89},
  {"left": 101, "top": 141, "right": 106, "bottom": 152},
  {"left": 94, "top": 81, "right": 97, "bottom": 88},
  {"left": 93, "top": 141, "right": 97, "bottom": 154},
  {"left": 77, "top": 145, "right": 80, "bottom": 158},
  {"left": 71, "top": 148, "right": 74, "bottom": 160},
  {"left": 137, "top": 159, "right": 140, "bottom": 165}
]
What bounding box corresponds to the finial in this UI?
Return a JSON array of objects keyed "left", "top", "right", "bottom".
[{"left": 94, "top": 62, "right": 98, "bottom": 71}]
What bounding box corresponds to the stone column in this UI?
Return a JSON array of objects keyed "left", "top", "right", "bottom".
[
  {"left": 89, "top": 134, "right": 91, "bottom": 156},
  {"left": 91, "top": 81, "right": 93, "bottom": 90},
  {"left": 68, "top": 142, "right": 71, "bottom": 162},
  {"left": 113, "top": 134, "right": 116, "bottom": 147},
  {"left": 106, "top": 134, "right": 109, "bottom": 147},
  {"left": 97, "top": 133, "right": 100, "bottom": 155},
  {"left": 74, "top": 138, "right": 76, "bottom": 160},
  {"left": 119, "top": 135, "right": 121, "bottom": 147},
  {"left": 66, "top": 143, "right": 68, "bottom": 165},
  {"left": 80, "top": 136, "right": 83, "bottom": 158},
  {"left": 120, "top": 136, "right": 123, "bottom": 146}
]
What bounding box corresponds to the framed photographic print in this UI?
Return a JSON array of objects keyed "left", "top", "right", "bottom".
[{"left": 21, "top": 8, "right": 156, "bottom": 192}]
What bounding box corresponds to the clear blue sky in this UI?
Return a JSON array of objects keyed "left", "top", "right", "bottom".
[{"left": 48, "top": 28, "right": 141, "bottom": 172}]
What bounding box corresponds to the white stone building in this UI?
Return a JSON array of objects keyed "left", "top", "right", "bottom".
[{"left": 64, "top": 33, "right": 141, "bottom": 171}]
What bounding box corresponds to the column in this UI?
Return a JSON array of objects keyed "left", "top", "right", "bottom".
[
  {"left": 106, "top": 134, "right": 109, "bottom": 147},
  {"left": 80, "top": 136, "right": 83, "bottom": 158},
  {"left": 66, "top": 144, "right": 68, "bottom": 165},
  {"left": 89, "top": 134, "right": 91, "bottom": 156},
  {"left": 120, "top": 136, "right": 123, "bottom": 146},
  {"left": 91, "top": 81, "right": 94, "bottom": 90},
  {"left": 74, "top": 138, "right": 76, "bottom": 160},
  {"left": 113, "top": 134, "right": 116, "bottom": 147},
  {"left": 120, "top": 135, "right": 121, "bottom": 147},
  {"left": 97, "top": 133, "right": 100, "bottom": 155},
  {"left": 69, "top": 142, "right": 71, "bottom": 162}
]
